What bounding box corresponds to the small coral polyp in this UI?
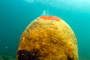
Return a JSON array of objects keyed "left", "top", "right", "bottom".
[{"left": 17, "top": 16, "right": 78, "bottom": 60}]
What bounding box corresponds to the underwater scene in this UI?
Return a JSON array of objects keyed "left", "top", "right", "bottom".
[{"left": 0, "top": 0, "right": 90, "bottom": 60}]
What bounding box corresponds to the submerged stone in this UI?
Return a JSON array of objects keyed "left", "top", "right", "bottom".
[{"left": 16, "top": 16, "right": 78, "bottom": 60}]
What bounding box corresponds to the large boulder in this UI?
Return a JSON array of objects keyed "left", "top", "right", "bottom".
[{"left": 16, "top": 16, "right": 78, "bottom": 60}]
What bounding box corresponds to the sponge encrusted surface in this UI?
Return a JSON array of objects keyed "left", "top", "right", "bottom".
[{"left": 18, "top": 17, "right": 78, "bottom": 60}]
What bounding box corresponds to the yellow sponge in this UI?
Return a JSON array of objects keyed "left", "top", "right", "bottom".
[{"left": 17, "top": 16, "right": 78, "bottom": 60}]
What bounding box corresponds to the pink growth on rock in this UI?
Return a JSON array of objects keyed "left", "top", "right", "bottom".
[{"left": 40, "top": 16, "right": 61, "bottom": 21}]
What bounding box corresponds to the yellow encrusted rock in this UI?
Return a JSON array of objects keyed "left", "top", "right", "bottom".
[{"left": 17, "top": 16, "right": 78, "bottom": 60}]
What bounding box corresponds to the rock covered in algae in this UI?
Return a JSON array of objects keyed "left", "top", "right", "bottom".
[{"left": 17, "top": 16, "right": 78, "bottom": 60}]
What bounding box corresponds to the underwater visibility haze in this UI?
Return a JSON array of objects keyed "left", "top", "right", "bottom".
[{"left": 0, "top": 0, "right": 90, "bottom": 60}]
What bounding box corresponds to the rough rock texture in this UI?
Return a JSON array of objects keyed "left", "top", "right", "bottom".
[{"left": 17, "top": 16, "right": 78, "bottom": 60}]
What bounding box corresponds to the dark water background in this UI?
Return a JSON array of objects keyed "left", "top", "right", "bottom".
[{"left": 0, "top": 0, "right": 90, "bottom": 60}]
